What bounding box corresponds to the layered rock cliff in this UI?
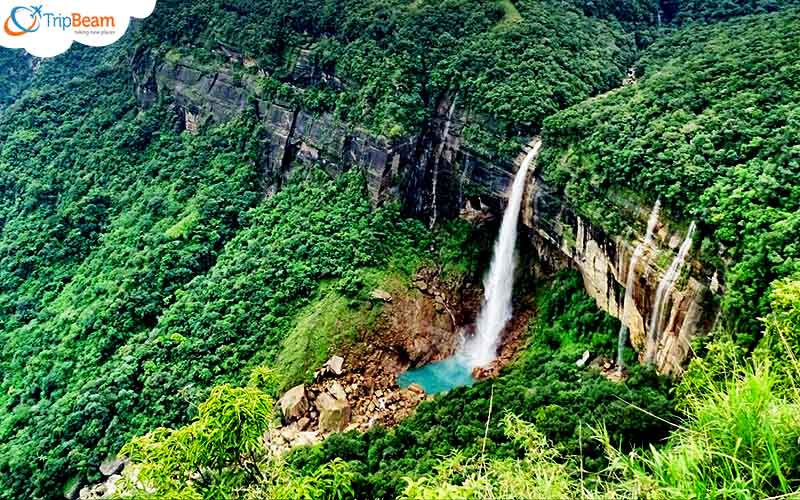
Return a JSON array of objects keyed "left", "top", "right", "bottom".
[{"left": 131, "top": 47, "right": 721, "bottom": 375}]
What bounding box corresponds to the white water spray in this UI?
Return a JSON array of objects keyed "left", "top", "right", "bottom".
[
  {"left": 463, "top": 139, "right": 542, "bottom": 368},
  {"left": 615, "top": 200, "right": 661, "bottom": 369},
  {"left": 644, "top": 221, "right": 697, "bottom": 364}
]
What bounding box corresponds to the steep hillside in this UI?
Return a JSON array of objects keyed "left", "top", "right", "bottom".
[
  {"left": 0, "top": 50, "right": 32, "bottom": 109},
  {"left": 541, "top": 9, "right": 800, "bottom": 343}
]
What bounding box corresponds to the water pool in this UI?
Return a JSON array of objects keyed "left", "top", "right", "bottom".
[{"left": 397, "top": 355, "right": 475, "bottom": 394}]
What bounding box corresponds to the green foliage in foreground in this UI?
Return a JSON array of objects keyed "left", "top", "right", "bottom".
[
  {"left": 117, "top": 383, "right": 357, "bottom": 500},
  {"left": 605, "top": 363, "right": 800, "bottom": 498},
  {"left": 401, "top": 413, "right": 576, "bottom": 500},
  {"left": 600, "top": 279, "right": 800, "bottom": 498},
  {"left": 286, "top": 272, "right": 674, "bottom": 499},
  {"left": 320, "top": 276, "right": 800, "bottom": 499},
  {"left": 400, "top": 354, "right": 800, "bottom": 500},
  {"left": 120, "top": 276, "right": 800, "bottom": 500},
  {"left": 541, "top": 9, "right": 800, "bottom": 342}
]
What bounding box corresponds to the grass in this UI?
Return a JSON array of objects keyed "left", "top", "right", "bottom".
[
  {"left": 598, "top": 353, "right": 800, "bottom": 499},
  {"left": 275, "top": 287, "right": 382, "bottom": 388},
  {"left": 274, "top": 265, "right": 418, "bottom": 388}
]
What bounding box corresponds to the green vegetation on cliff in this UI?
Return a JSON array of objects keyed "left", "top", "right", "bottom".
[
  {"left": 140, "top": 0, "right": 644, "bottom": 145},
  {"left": 541, "top": 9, "right": 800, "bottom": 342},
  {"left": 0, "top": 45, "right": 432, "bottom": 499}
]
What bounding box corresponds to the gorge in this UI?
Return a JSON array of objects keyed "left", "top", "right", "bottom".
[{"left": 132, "top": 48, "right": 720, "bottom": 376}]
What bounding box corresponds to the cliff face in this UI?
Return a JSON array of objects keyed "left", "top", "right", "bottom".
[
  {"left": 523, "top": 185, "right": 718, "bottom": 375},
  {"left": 132, "top": 49, "right": 720, "bottom": 375}
]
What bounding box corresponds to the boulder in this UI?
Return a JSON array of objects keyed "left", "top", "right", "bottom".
[
  {"left": 296, "top": 417, "right": 311, "bottom": 431},
  {"left": 315, "top": 355, "right": 345, "bottom": 379},
  {"left": 370, "top": 289, "right": 393, "bottom": 302},
  {"left": 325, "top": 355, "right": 345, "bottom": 375},
  {"left": 407, "top": 383, "right": 425, "bottom": 396},
  {"left": 316, "top": 393, "right": 352, "bottom": 433},
  {"left": 278, "top": 384, "right": 309, "bottom": 421},
  {"left": 328, "top": 382, "right": 347, "bottom": 401},
  {"left": 99, "top": 457, "right": 126, "bottom": 477},
  {"left": 294, "top": 431, "right": 321, "bottom": 447}
]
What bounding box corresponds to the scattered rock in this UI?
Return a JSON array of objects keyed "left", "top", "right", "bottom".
[
  {"left": 668, "top": 233, "right": 683, "bottom": 250},
  {"left": 296, "top": 417, "right": 311, "bottom": 431},
  {"left": 294, "top": 431, "right": 320, "bottom": 447},
  {"left": 317, "top": 393, "right": 352, "bottom": 433},
  {"left": 407, "top": 383, "right": 425, "bottom": 396},
  {"left": 412, "top": 279, "right": 429, "bottom": 292},
  {"left": 315, "top": 355, "right": 345, "bottom": 379},
  {"left": 370, "top": 289, "right": 393, "bottom": 302},
  {"left": 79, "top": 474, "right": 123, "bottom": 499},
  {"left": 99, "top": 457, "right": 126, "bottom": 477},
  {"left": 576, "top": 350, "right": 591, "bottom": 367},
  {"left": 278, "top": 384, "right": 309, "bottom": 421},
  {"left": 710, "top": 271, "right": 722, "bottom": 294},
  {"left": 281, "top": 426, "right": 299, "bottom": 443}
]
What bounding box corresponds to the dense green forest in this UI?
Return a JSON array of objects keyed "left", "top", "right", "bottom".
[
  {"left": 1, "top": 0, "right": 799, "bottom": 498},
  {"left": 0, "top": 51, "right": 32, "bottom": 108},
  {"left": 540, "top": 8, "right": 800, "bottom": 342}
]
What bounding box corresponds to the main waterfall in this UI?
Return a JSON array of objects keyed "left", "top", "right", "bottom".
[
  {"left": 615, "top": 200, "right": 661, "bottom": 369},
  {"left": 398, "top": 140, "right": 541, "bottom": 393},
  {"left": 463, "top": 139, "right": 542, "bottom": 368}
]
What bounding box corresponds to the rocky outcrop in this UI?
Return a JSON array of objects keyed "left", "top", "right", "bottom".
[
  {"left": 523, "top": 182, "right": 718, "bottom": 375},
  {"left": 278, "top": 384, "right": 309, "bottom": 421},
  {"left": 132, "top": 50, "right": 416, "bottom": 203},
  {"left": 131, "top": 49, "right": 720, "bottom": 375}
]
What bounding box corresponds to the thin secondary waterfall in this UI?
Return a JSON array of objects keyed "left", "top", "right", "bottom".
[
  {"left": 463, "top": 139, "right": 542, "bottom": 368},
  {"left": 644, "top": 221, "right": 697, "bottom": 364},
  {"left": 430, "top": 97, "right": 458, "bottom": 228},
  {"left": 616, "top": 200, "right": 661, "bottom": 369}
]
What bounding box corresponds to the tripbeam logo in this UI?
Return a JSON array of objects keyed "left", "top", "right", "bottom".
[
  {"left": 0, "top": 1, "right": 156, "bottom": 57},
  {"left": 4, "top": 5, "right": 41, "bottom": 36}
]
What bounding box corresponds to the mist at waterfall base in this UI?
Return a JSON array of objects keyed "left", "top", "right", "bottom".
[{"left": 398, "top": 141, "right": 541, "bottom": 394}]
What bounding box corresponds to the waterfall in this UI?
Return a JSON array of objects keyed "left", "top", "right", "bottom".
[
  {"left": 615, "top": 200, "right": 661, "bottom": 369},
  {"left": 463, "top": 139, "right": 542, "bottom": 368},
  {"left": 644, "top": 221, "right": 697, "bottom": 364},
  {"left": 430, "top": 97, "right": 458, "bottom": 228}
]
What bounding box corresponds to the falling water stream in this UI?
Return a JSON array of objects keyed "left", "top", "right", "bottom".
[
  {"left": 615, "top": 200, "right": 661, "bottom": 369},
  {"left": 644, "top": 221, "right": 697, "bottom": 364},
  {"left": 463, "top": 139, "right": 542, "bottom": 367},
  {"left": 399, "top": 139, "right": 542, "bottom": 394}
]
